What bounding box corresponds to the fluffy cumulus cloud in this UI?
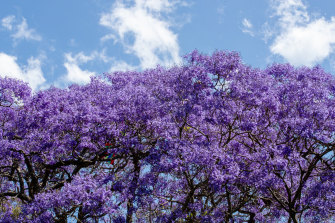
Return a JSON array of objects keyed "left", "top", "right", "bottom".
[
  {"left": 1, "top": 15, "right": 42, "bottom": 42},
  {"left": 269, "top": 0, "right": 335, "bottom": 67},
  {"left": 58, "top": 49, "right": 129, "bottom": 86},
  {"left": 0, "top": 53, "right": 45, "bottom": 91},
  {"left": 99, "top": 0, "right": 182, "bottom": 69},
  {"left": 61, "top": 52, "right": 96, "bottom": 85}
]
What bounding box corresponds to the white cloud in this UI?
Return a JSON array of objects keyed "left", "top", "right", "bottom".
[
  {"left": 0, "top": 52, "right": 46, "bottom": 91},
  {"left": 24, "top": 57, "right": 46, "bottom": 91},
  {"left": 65, "top": 52, "right": 97, "bottom": 64},
  {"left": 140, "top": 0, "right": 173, "bottom": 12},
  {"left": 66, "top": 50, "right": 113, "bottom": 64},
  {"left": 262, "top": 22, "right": 275, "bottom": 43},
  {"left": 13, "top": 18, "right": 42, "bottom": 41},
  {"left": 99, "top": 0, "right": 183, "bottom": 69},
  {"left": 242, "top": 18, "right": 253, "bottom": 29},
  {"left": 272, "top": 0, "right": 309, "bottom": 26},
  {"left": 269, "top": 0, "right": 335, "bottom": 67},
  {"left": 63, "top": 62, "right": 94, "bottom": 84},
  {"left": 100, "top": 34, "right": 118, "bottom": 43},
  {"left": 58, "top": 52, "right": 97, "bottom": 85},
  {"left": 99, "top": 48, "right": 114, "bottom": 63},
  {"left": 57, "top": 49, "right": 123, "bottom": 86},
  {"left": 271, "top": 18, "right": 335, "bottom": 66},
  {"left": 1, "top": 15, "right": 15, "bottom": 30},
  {"left": 241, "top": 18, "right": 254, "bottom": 36},
  {"left": 109, "top": 60, "right": 137, "bottom": 72},
  {"left": 1, "top": 15, "right": 41, "bottom": 42}
]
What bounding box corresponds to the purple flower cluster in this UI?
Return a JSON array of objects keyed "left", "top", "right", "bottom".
[{"left": 1, "top": 50, "right": 335, "bottom": 222}]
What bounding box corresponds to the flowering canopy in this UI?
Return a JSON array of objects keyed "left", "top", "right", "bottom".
[{"left": 1, "top": 50, "right": 335, "bottom": 222}]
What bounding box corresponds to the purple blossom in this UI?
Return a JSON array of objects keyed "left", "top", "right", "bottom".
[{"left": 1, "top": 50, "right": 335, "bottom": 222}]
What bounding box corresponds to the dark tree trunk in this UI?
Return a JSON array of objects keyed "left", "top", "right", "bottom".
[{"left": 126, "top": 156, "right": 140, "bottom": 223}]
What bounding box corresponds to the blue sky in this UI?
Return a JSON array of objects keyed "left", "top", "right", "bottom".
[{"left": 1, "top": 0, "right": 335, "bottom": 91}]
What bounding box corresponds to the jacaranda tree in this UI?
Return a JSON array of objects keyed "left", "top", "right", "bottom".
[{"left": 1, "top": 50, "right": 335, "bottom": 222}]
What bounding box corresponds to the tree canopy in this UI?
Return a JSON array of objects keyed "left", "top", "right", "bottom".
[{"left": 1, "top": 50, "right": 335, "bottom": 222}]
